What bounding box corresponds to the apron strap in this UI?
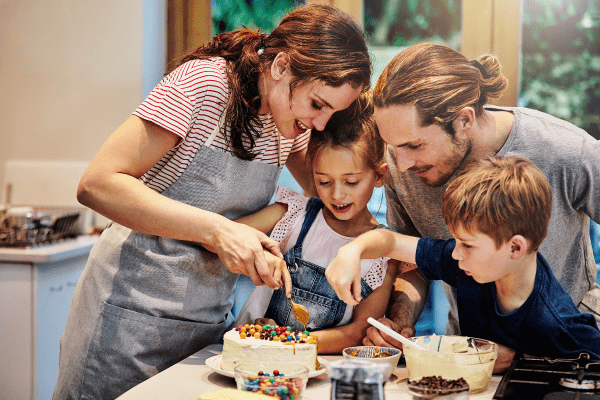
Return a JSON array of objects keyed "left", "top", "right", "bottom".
[
  {"left": 205, "top": 109, "right": 283, "bottom": 167},
  {"left": 204, "top": 111, "right": 225, "bottom": 148}
]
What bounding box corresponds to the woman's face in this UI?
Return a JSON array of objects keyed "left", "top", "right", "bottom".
[{"left": 263, "top": 56, "right": 363, "bottom": 139}]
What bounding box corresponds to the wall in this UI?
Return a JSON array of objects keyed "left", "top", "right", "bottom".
[{"left": 0, "top": 1, "right": 154, "bottom": 206}]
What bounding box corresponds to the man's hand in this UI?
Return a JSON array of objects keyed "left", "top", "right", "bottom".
[{"left": 362, "top": 317, "right": 415, "bottom": 351}]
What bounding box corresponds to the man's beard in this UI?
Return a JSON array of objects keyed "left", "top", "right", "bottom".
[{"left": 416, "top": 137, "right": 473, "bottom": 187}]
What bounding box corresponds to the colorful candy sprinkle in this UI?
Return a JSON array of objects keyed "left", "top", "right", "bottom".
[
  {"left": 237, "top": 323, "right": 314, "bottom": 344},
  {"left": 239, "top": 369, "right": 304, "bottom": 400}
]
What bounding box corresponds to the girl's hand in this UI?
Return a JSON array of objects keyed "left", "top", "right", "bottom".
[
  {"left": 211, "top": 220, "right": 285, "bottom": 290},
  {"left": 325, "top": 244, "right": 363, "bottom": 306},
  {"left": 254, "top": 317, "right": 277, "bottom": 326}
]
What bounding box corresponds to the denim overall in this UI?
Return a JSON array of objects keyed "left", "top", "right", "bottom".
[
  {"left": 264, "top": 198, "right": 376, "bottom": 332},
  {"left": 53, "top": 113, "right": 281, "bottom": 400}
]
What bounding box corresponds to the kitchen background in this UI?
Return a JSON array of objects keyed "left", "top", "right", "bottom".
[{"left": 0, "top": 1, "right": 598, "bottom": 399}]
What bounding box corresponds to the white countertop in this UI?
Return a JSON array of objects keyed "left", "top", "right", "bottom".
[
  {"left": 117, "top": 344, "right": 502, "bottom": 400},
  {"left": 0, "top": 234, "right": 99, "bottom": 263}
]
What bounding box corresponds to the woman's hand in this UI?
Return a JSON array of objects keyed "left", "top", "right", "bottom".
[
  {"left": 325, "top": 244, "right": 363, "bottom": 306},
  {"left": 210, "top": 220, "right": 291, "bottom": 291}
]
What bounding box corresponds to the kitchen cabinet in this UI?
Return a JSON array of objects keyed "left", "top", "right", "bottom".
[{"left": 0, "top": 236, "right": 98, "bottom": 400}]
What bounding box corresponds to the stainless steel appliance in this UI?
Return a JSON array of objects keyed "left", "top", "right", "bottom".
[
  {"left": 494, "top": 353, "right": 600, "bottom": 399},
  {"left": 0, "top": 207, "right": 82, "bottom": 248}
]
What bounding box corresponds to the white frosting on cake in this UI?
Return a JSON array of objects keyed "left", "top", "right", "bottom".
[{"left": 221, "top": 328, "right": 318, "bottom": 372}]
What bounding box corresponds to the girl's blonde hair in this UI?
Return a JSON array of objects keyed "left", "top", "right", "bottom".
[
  {"left": 373, "top": 42, "right": 507, "bottom": 135},
  {"left": 442, "top": 156, "right": 552, "bottom": 252},
  {"left": 306, "top": 91, "right": 386, "bottom": 177}
]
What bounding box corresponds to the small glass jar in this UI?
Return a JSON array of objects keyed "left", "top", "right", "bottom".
[{"left": 329, "top": 359, "right": 390, "bottom": 400}]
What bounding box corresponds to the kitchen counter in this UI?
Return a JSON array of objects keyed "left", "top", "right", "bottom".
[
  {"left": 0, "top": 234, "right": 99, "bottom": 263},
  {"left": 0, "top": 234, "right": 99, "bottom": 400},
  {"left": 117, "top": 344, "right": 502, "bottom": 400}
]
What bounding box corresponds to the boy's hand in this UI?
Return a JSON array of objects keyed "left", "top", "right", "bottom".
[
  {"left": 325, "top": 244, "right": 363, "bottom": 306},
  {"left": 362, "top": 317, "right": 415, "bottom": 350}
]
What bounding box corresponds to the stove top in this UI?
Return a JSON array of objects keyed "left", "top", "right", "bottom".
[
  {"left": 0, "top": 210, "right": 81, "bottom": 247},
  {"left": 494, "top": 353, "right": 600, "bottom": 400}
]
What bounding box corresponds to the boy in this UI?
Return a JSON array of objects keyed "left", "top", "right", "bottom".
[{"left": 326, "top": 156, "right": 600, "bottom": 359}]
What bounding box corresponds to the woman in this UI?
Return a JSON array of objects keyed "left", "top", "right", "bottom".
[{"left": 53, "top": 5, "right": 371, "bottom": 400}]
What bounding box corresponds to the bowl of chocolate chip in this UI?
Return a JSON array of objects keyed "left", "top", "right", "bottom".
[
  {"left": 407, "top": 376, "right": 469, "bottom": 399},
  {"left": 342, "top": 346, "right": 402, "bottom": 379},
  {"left": 403, "top": 335, "right": 498, "bottom": 394}
]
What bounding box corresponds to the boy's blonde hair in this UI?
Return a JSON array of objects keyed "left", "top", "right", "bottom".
[{"left": 442, "top": 156, "right": 552, "bottom": 252}]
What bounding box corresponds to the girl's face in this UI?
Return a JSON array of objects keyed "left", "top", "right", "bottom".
[
  {"left": 313, "top": 146, "right": 386, "bottom": 223},
  {"left": 262, "top": 53, "right": 363, "bottom": 140}
]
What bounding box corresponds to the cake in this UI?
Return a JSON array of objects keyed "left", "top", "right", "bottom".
[{"left": 221, "top": 324, "right": 319, "bottom": 372}]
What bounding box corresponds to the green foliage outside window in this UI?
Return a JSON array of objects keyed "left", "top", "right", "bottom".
[
  {"left": 212, "top": 0, "right": 302, "bottom": 34},
  {"left": 521, "top": 0, "right": 600, "bottom": 139},
  {"left": 364, "top": 0, "right": 461, "bottom": 48}
]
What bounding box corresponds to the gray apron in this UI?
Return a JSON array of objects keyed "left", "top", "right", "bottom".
[{"left": 53, "top": 116, "right": 281, "bottom": 400}]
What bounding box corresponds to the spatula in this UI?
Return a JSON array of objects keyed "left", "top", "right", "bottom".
[{"left": 367, "top": 317, "right": 426, "bottom": 351}]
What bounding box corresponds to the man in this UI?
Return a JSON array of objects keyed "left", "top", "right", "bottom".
[{"left": 365, "top": 42, "right": 600, "bottom": 371}]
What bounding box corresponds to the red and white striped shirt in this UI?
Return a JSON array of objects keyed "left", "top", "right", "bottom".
[{"left": 134, "top": 57, "right": 310, "bottom": 194}]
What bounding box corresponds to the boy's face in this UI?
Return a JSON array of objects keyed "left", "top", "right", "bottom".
[{"left": 450, "top": 226, "right": 513, "bottom": 284}]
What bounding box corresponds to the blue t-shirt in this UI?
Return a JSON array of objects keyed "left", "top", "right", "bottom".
[{"left": 416, "top": 238, "right": 600, "bottom": 359}]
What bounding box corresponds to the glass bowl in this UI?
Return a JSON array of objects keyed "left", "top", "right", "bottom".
[
  {"left": 403, "top": 336, "right": 498, "bottom": 394},
  {"left": 342, "top": 346, "right": 402, "bottom": 380},
  {"left": 234, "top": 362, "right": 309, "bottom": 399}
]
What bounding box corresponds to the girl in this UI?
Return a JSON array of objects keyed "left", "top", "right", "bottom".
[
  {"left": 54, "top": 5, "right": 371, "bottom": 400},
  {"left": 234, "top": 93, "right": 402, "bottom": 354}
]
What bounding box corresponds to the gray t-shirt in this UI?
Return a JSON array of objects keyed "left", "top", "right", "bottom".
[{"left": 385, "top": 105, "right": 600, "bottom": 334}]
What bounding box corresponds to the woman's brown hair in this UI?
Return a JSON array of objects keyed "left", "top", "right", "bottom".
[
  {"left": 173, "top": 4, "right": 371, "bottom": 160},
  {"left": 373, "top": 42, "right": 507, "bottom": 135}
]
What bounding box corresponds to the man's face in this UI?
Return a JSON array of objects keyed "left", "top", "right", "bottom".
[{"left": 374, "top": 104, "right": 471, "bottom": 187}]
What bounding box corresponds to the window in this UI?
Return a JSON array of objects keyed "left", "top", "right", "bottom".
[
  {"left": 520, "top": 0, "right": 600, "bottom": 140},
  {"left": 213, "top": 0, "right": 303, "bottom": 34},
  {"left": 364, "top": 0, "right": 461, "bottom": 48}
]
